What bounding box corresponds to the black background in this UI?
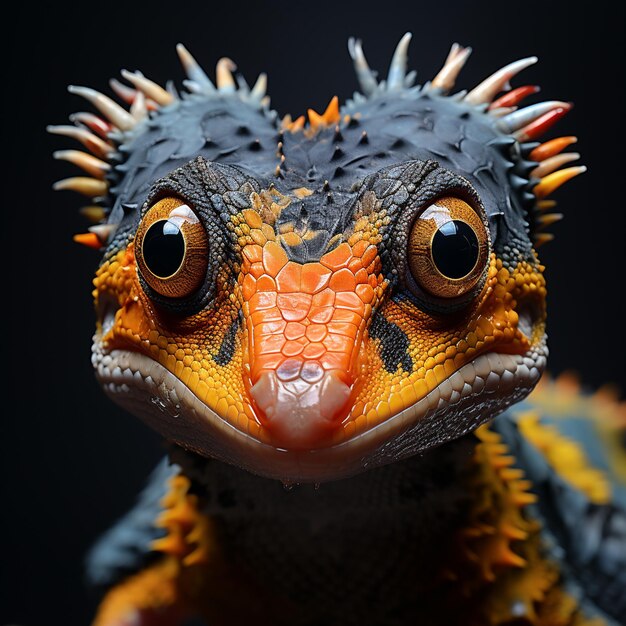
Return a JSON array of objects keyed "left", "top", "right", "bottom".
[{"left": 3, "top": 1, "right": 625, "bottom": 624}]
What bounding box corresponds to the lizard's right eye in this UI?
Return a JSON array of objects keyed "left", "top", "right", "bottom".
[{"left": 135, "top": 197, "right": 209, "bottom": 299}]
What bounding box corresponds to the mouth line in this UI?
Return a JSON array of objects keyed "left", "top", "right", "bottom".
[{"left": 93, "top": 334, "right": 547, "bottom": 481}]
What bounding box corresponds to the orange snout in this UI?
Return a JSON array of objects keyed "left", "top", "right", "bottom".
[{"left": 240, "top": 239, "right": 385, "bottom": 449}]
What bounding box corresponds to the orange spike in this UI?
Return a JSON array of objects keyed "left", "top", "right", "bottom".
[
  {"left": 73, "top": 232, "right": 102, "bottom": 249},
  {"left": 536, "top": 199, "right": 557, "bottom": 211},
  {"left": 53, "top": 177, "right": 108, "bottom": 197},
  {"left": 537, "top": 213, "right": 564, "bottom": 228},
  {"left": 308, "top": 96, "right": 340, "bottom": 129},
  {"left": 151, "top": 532, "right": 188, "bottom": 557},
  {"left": 533, "top": 166, "right": 587, "bottom": 199},
  {"left": 514, "top": 105, "right": 572, "bottom": 141},
  {"left": 530, "top": 136, "right": 578, "bottom": 161},
  {"left": 533, "top": 233, "right": 555, "bottom": 247},
  {"left": 79, "top": 206, "right": 107, "bottom": 222}
]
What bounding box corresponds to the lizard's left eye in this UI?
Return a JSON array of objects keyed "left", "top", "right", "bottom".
[{"left": 135, "top": 197, "right": 209, "bottom": 299}]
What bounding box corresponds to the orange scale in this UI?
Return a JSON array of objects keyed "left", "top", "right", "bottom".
[
  {"left": 324, "top": 332, "right": 354, "bottom": 351},
  {"left": 256, "top": 275, "right": 276, "bottom": 292},
  {"left": 282, "top": 338, "right": 307, "bottom": 357},
  {"left": 262, "top": 241, "right": 288, "bottom": 276},
  {"left": 249, "top": 291, "right": 277, "bottom": 311},
  {"left": 361, "top": 245, "right": 378, "bottom": 267},
  {"left": 308, "top": 306, "right": 334, "bottom": 324},
  {"left": 242, "top": 244, "right": 263, "bottom": 264},
  {"left": 284, "top": 322, "right": 306, "bottom": 340},
  {"left": 335, "top": 291, "right": 365, "bottom": 312},
  {"left": 368, "top": 275, "right": 378, "bottom": 289},
  {"left": 252, "top": 354, "right": 285, "bottom": 379},
  {"left": 320, "top": 242, "right": 353, "bottom": 270},
  {"left": 301, "top": 263, "right": 331, "bottom": 294},
  {"left": 320, "top": 352, "right": 352, "bottom": 371},
  {"left": 276, "top": 261, "right": 302, "bottom": 292},
  {"left": 249, "top": 262, "right": 265, "bottom": 279},
  {"left": 348, "top": 257, "right": 363, "bottom": 273},
  {"left": 258, "top": 334, "right": 286, "bottom": 354},
  {"left": 251, "top": 308, "right": 283, "bottom": 325},
  {"left": 329, "top": 267, "right": 357, "bottom": 292},
  {"left": 242, "top": 274, "right": 257, "bottom": 301},
  {"left": 311, "top": 288, "right": 335, "bottom": 308},
  {"left": 331, "top": 309, "right": 362, "bottom": 325},
  {"left": 276, "top": 293, "right": 312, "bottom": 322},
  {"left": 255, "top": 320, "right": 287, "bottom": 334},
  {"left": 352, "top": 240, "right": 368, "bottom": 257},
  {"left": 327, "top": 323, "right": 359, "bottom": 340},
  {"left": 355, "top": 284, "right": 375, "bottom": 304},
  {"left": 354, "top": 268, "right": 369, "bottom": 284},
  {"left": 302, "top": 342, "right": 326, "bottom": 359},
  {"left": 305, "top": 324, "right": 328, "bottom": 342}
]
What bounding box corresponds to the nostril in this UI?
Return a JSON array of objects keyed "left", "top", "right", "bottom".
[{"left": 249, "top": 367, "right": 352, "bottom": 448}]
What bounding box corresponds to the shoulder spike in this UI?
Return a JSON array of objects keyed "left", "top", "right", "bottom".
[
  {"left": 513, "top": 105, "right": 571, "bottom": 141},
  {"left": 496, "top": 101, "right": 570, "bottom": 133},
  {"left": 46, "top": 125, "right": 113, "bottom": 159},
  {"left": 216, "top": 58, "right": 237, "bottom": 92},
  {"left": 176, "top": 43, "right": 216, "bottom": 91},
  {"left": 250, "top": 73, "right": 267, "bottom": 102},
  {"left": 307, "top": 96, "right": 340, "bottom": 131},
  {"left": 347, "top": 38, "right": 378, "bottom": 96},
  {"left": 529, "top": 136, "right": 577, "bottom": 161},
  {"left": 489, "top": 85, "right": 540, "bottom": 110},
  {"left": 533, "top": 166, "right": 586, "bottom": 198},
  {"left": 533, "top": 232, "right": 554, "bottom": 247},
  {"left": 73, "top": 232, "right": 102, "bottom": 249},
  {"left": 120, "top": 70, "right": 174, "bottom": 106},
  {"left": 53, "top": 176, "right": 108, "bottom": 197},
  {"left": 130, "top": 89, "right": 148, "bottom": 121},
  {"left": 67, "top": 85, "right": 135, "bottom": 131},
  {"left": 69, "top": 112, "right": 112, "bottom": 138},
  {"left": 464, "top": 57, "right": 538, "bottom": 105},
  {"left": 79, "top": 206, "right": 107, "bottom": 223},
  {"left": 430, "top": 43, "right": 472, "bottom": 93},
  {"left": 53, "top": 150, "right": 110, "bottom": 179},
  {"left": 387, "top": 32, "right": 412, "bottom": 90},
  {"left": 530, "top": 153, "right": 580, "bottom": 178}
]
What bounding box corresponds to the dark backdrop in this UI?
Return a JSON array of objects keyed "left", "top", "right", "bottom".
[{"left": 3, "top": 1, "right": 624, "bottom": 624}]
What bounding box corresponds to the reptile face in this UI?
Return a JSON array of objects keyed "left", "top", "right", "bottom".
[{"left": 53, "top": 36, "right": 583, "bottom": 481}]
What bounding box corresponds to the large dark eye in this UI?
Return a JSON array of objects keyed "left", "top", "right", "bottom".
[
  {"left": 408, "top": 196, "right": 490, "bottom": 299},
  {"left": 135, "top": 197, "right": 209, "bottom": 298}
]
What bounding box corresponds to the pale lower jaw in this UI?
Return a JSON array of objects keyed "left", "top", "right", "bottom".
[{"left": 92, "top": 341, "right": 547, "bottom": 483}]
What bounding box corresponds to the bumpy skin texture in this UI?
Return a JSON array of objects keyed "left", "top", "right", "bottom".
[{"left": 51, "top": 40, "right": 626, "bottom": 625}]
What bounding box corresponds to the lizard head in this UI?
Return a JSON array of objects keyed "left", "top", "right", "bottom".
[{"left": 51, "top": 37, "right": 583, "bottom": 482}]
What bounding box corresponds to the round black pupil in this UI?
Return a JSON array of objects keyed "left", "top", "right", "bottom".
[
  {"left": 431, "top": 220, "right": 479, "bottom": 279},
  {"left": 143, "top": 219, "right": 185, "bottom": 278}
]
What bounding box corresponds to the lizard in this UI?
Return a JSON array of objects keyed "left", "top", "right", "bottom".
[{"left": 49, "top": 34, "right": 626, "bottom": 625}]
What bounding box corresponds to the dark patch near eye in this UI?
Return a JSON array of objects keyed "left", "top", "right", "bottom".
[
  {"left": 213, "top": 311, "right": 242, "bottom": 366},
  {"left": 369, "top": 312, "right": 413, "bottom": 374}
]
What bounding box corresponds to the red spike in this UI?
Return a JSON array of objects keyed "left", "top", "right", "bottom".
[
  {"left": 530, "top": 136, "right": 577, "bottom": 161},
  {"left": 513, "top": 104, "right": 572, "bottom": 142},
  {"left": 489, "top": 85, "right": 540, "bottom": 110},
  {"left": 70, "top": 112, "right": 113, "bottom": 138},
  {"left": 73, "top": 233, "right": 102, "bottom": 249}
]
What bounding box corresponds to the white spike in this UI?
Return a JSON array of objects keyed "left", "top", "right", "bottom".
[
  {"left": 404, "top": 70, "right": 417, "bottom": 88},
  {"left": 89, "top": 223, "right": 117, "bottom": 242},
  {"left": 46, "top": 125, "right": 113, "bottom": 159},
  {"left": 130, "top": 89, "right": 148, "bottom": 121},
  {"left": 431, "top": 43, "right": 472, "bottom": 92},
  {"left": 250, "top": 73, "right": 267, "bottom": 101},
  {"left": 183, "top": 80, "right": 203, "bottom": 94},
  {"left": 216, "top": 58, "right": 237, "bottom": 92},
  {"left": 496, "top": 101, "right": 569, "bottom": 132},
  {"left": 464, "top": 57, "right": 538, "bottom": 105},
  {"left": 120, "top": 69, "right": 174, "bottom": 106},
  {"left": 68, "top": 85, "right": 135, "bottom": 131},
  {"left": 387, "top": 32, "right": 412, "bottom": 90},
  {"left": 176, "top": 43, "right": 215, "bottom": 91},
  {"left": 347, "top": 37, "right": 378, "bottom": 96},
  {"left": 53, "top": 150, "right": 110, "bottom": 178},
  {"left": 488, "top": 106, "right": 517, "bottom": 118},
  {"left": 531, "top": 153, "right": 580, "bottom": 178}
]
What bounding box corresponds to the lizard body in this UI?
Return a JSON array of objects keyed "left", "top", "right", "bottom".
[{"left": 50, "top": 36, "right": 625, "bottom": 625}]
